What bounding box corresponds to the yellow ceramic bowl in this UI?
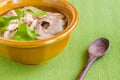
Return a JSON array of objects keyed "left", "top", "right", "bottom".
[{"left": 0, "top": 0, "right": 79, "bottom": 65}]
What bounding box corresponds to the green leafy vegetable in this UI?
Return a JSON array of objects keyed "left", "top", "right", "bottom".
[
  {"left": 26, "top": 9, "right": 46, "bottom": 16},
  {"left": 15, "top": 9, "right": 25, "bottom": 18},
  {"left": 0, "top": 16, "right": 19, "bottom": 33},
  {"left": 12, "top": 24, "right": 40, "bottom": 41}
]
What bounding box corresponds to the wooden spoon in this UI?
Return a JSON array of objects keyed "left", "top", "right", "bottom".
[{"left": 77, "top": 38, "right": 110, "bottom": 80}]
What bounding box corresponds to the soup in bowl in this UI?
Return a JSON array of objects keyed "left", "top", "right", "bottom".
[{"left": 0, "top": 0, "right": 79, "bottom": 65}]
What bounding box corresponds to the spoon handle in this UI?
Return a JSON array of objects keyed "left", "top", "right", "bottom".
[{"left": 77, "top": 57, "right": 97, "bottom": 80}]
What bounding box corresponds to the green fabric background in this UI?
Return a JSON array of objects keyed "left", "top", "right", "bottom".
[{"left": 0, "top": 0, "right": 120, "bottom": 80}]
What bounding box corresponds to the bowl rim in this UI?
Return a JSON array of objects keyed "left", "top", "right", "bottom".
[{"left": 0, "top": 0, "right": 79, "bottom": 48}]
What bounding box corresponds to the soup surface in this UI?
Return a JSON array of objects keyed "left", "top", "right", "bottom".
[{"left": 0, "top": 6, "right": 67, "bottom": 41}]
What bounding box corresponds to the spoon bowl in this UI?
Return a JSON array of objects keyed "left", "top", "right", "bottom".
[
  {"left": 88, "top": 38, "right": 110, "bottom": 57},
  {"left": 78, "top": 38, "right": 110, "bottom": 80}
]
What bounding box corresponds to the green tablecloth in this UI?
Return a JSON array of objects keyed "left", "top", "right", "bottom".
[{"left": 0, "top": 0, "right": 120, "bottom": 80}]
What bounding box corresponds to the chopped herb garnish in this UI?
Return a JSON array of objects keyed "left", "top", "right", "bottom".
[
  {"left": 15, "top": 9, "right": 25, "bottom": 18},
  {"left": 12, "top": 24, "right": 40, "bottom": 41},
  {"left": 26, "top": 9, "right": 46, "bottom": 16}
]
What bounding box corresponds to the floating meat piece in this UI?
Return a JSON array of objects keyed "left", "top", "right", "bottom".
[
  {"left": 29, "top": 19, "right": 37, "bottom": 30},
  {"left": 8, "top": 30, "right": 17, "bottom": 39},
  {"left": 3, "top": 31, "right": 10, "bottom": 39},
  {"left": 35, "top": 21, "right": 53, "bottom": 40},
  {"left": 36, "top": 16, "right": 64, "bottom": 35},
  {"left": 6, "top": 10, "right": 17, "bottom": 17},
  {"left": 35, "top": 14, "right": 65, "bottom": 40},
  {"left": 7, "top": 20, "right": 19, "bottom": 31},
  {"left": 10, "top": 20, "right": 19, "bottom": 24},
  {"left": 23, "top": 13, "right": 34, "bottom": 25},
  {"left": 7, "top": 24, "right": 18, "bottom": 31},
  {"left": 3, "top": 30, "right": 17, "bottom": 39}
]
